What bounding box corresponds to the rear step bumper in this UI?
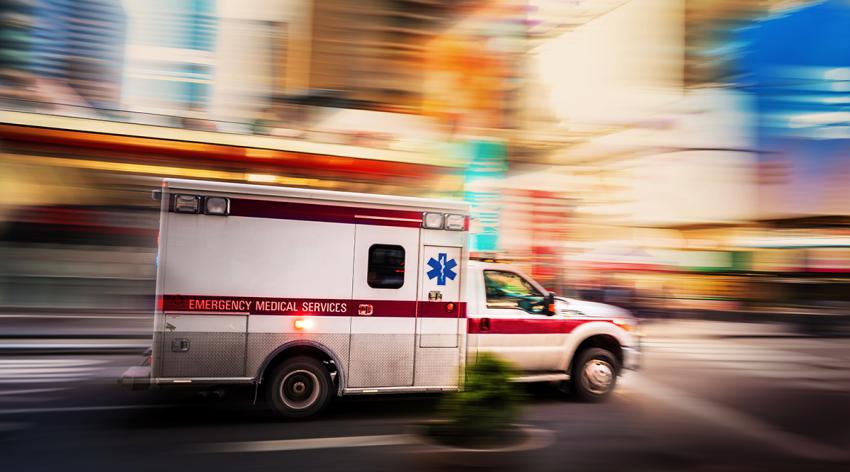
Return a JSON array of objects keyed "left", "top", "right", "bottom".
[{"left": 119, "top": 365, "right": 152, "bottom": 390}]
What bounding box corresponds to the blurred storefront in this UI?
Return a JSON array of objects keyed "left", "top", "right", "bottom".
[
  {"left": 505, "top": 0, "right": 850, "bottom": 321},
  {"left": 423, "top": 1, "right": 579, "bottom": 285},
  {"left": 0, "top": 103, "right": 471, "bottom": 310},
  {"left": 728, "top": 0, "right": 850, "bottom": 315},
  {"left": 519, "top": 0, "right": 694, "bottom": 305},
  {"left": 0, "top": 0, "right": 477, "bottom": 311},
  {"left": 739, "top": 0, "right": 850, "bottom": 219}
]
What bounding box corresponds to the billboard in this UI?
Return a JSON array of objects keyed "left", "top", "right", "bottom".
[{"left": 738, "top": 0, "right": 850, "bottom": 218}]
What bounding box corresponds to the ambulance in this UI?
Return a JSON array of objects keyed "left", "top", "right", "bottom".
[{"left": 121, "top": 179, "right": 641, "bottom": 418}]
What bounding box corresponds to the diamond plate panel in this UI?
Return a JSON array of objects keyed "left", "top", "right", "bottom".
[
  {"left": 154, "top": 330, "right": 465, "bottom": 389},
  {"left": 348, "top": 334, "right": 415, "bottom": 387},
  {"left": 414, "top": 335, "right": 463, "bottom": 387},
  {"left": 246, "top": 333, "right": 350, "bottom": 381},
  {"left": 160, "top": 332, "right": 246, "bottom": 377},
  {"left": 419, "top": 333, "right": 458, "bottom": 348}
]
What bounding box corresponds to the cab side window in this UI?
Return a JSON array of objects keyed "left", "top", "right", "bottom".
[
  {"left": 483, "top": 270, "right": 546, "bottom": 314},
  {"left": 367, "top": 244, "right": 405, "bottom": 289}
]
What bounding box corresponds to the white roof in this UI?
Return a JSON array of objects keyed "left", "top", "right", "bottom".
[
  {"left": 162, "top": 178, "right": 469, "bottom": 213},
  {"left": 468, "top": 260, "right": 512, "bottom": 272}
]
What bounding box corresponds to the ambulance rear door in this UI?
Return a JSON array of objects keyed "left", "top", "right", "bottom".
[{"left": 157, "top": 200, "right": 248, "bottom": 379}]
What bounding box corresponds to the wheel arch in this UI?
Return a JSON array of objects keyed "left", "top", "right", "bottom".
[
  {"left": 567, "top": 333, "right": 624, "bottom": 375},
  {"left": 256, "top": 340, "right": 346, "bottom": 396}
]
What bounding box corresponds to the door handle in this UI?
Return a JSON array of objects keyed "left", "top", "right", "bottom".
[
  {"left": 480, "top": 318, "right": 491, "bottom": 332},
  {"left": 171, "top": 338, "right": 190, "bottom": 352},
  {"left": 358, "top": 304, "right": 373, "bottom": 316}
]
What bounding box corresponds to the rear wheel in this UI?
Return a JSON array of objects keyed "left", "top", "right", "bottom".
[
  {"left": 267, "top": 356, "right": 332, "bottom": 419},
  {"left": 571, "top": 347, "right": 618, "bottom": 402}
]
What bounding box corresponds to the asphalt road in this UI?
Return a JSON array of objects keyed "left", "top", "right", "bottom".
[{"left": 1, "top": 319, "right": 849, "bottom": 472}]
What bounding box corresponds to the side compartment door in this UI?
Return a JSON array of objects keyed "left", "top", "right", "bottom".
[
  {"left": 160, "top": 314, "right": 247, "bottom": 378},
  {"left": 348, "top": 224, "right": 420, "bottom": 388},
  {"left": 414, "top": 245, "right": 463, "bottom": 386}
]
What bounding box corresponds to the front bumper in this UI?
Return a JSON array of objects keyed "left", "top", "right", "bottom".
[{"left": 622, "top": 346, "right": 642, "bottom": 371}]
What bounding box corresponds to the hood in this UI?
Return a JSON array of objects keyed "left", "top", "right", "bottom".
[{"left": 555, "top": 296, "right": 633, "bottom": 319}]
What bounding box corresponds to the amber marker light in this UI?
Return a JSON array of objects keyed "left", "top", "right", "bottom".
[
  {"left": 613, "top": 318, "right": 638, "bottom": 332},
  {"left": 294, "top": 318, "right": 313, "bottom": 330}
]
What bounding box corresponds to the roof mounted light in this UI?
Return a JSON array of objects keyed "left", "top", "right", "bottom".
[
  {"left": 204, "top": 197, "right": 230, "bottom": 216},
  {"left": 445, "top": 214, "right": 466, "bottom": 231},
  {"left": 173, "top": 194, "right": 200, "bottom": 214},
  {"left": 422, "top": 212, "right": 444, "bottom": 229}
]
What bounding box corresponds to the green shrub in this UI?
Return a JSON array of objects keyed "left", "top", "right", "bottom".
[{"left": 431, "top": 353, "right": 522, "bottom": 446}]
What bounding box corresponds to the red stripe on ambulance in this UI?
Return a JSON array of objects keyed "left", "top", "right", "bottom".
[
  {"left": 227, "top": 198, "right": 425, "bottom": 228},
  {"left": 466, "top": 317, "right": 611, "bottom": 334},
  {"left": 161, "top": 295, "right": 465, "bottom": 318}
]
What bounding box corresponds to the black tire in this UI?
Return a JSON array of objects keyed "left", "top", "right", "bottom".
[
  {"left": 266, "top": 356, "right": 332, "bottom": 419},
  {"left": 571, "top": 347, "right": 618, "bottom": 402}
]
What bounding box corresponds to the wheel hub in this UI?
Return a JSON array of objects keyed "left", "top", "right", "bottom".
[
  {"left": 582, "top": 359, "right": 614, "bottom": 395},
  {"left": 280, "top": 370, "right": 320, "bottom": 410}
]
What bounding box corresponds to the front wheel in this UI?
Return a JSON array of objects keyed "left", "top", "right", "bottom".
[
  {"left": 266, "top": 356, "right": 332, "bottom": 419},
  {"left": 571, "top": 347, "right": 618, "bottom": 402}
]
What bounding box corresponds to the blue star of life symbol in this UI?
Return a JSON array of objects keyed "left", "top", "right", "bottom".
[{"left": 426, "top": 252, "right": 457, "bottom": 286}]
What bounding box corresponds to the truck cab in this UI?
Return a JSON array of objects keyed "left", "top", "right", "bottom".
[{"left": 465, "top": 260, "right": 641, "bottom": 401}]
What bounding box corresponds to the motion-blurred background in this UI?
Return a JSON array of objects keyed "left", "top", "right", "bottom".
[{"left": 1, "top": 0, "right": 850, "bottom": 328}]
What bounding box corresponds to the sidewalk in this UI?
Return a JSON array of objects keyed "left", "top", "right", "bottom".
[
  {"left": 641, "top": 319, "right": 802, "bottom": 340},
  {"left": 641, "top": 307, "right": 850, "bottom": 336}
]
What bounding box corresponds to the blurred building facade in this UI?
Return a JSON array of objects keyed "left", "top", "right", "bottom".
[
  {"left": 2, "top": 0, "right": 850, "bottom": 320},
  {"left": 516, "top": 0, "right": 850, "bottom": 316},
  {"left": 0, "top": 0, "right": 479, "bottom": 311},
  {"left": 123, "top": 0, "right": 216, "bottom": 117}
]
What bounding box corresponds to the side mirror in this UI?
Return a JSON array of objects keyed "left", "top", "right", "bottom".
[{"left": 545, "top": 293, "right": 556, "bottom": 316}]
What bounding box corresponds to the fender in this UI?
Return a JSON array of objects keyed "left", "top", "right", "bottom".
[
  {"left": 558, "top": 320, "right": 632, "bottom": 373},
  {"left": 255, "top": 339, "right": 347, "bottom": 396}
]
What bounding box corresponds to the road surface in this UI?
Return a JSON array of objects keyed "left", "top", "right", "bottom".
[{"left": 1, "top": 319, "right": 849, "bottom": 471}]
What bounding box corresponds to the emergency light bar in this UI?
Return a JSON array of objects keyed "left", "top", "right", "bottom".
[
  {"left": 444, "top": 214, "right": 465, "bottom": 231},
  {"left": 204, "top": 197, "right": 230, "bottom": 216},
  {"left": 173, "top": 194, "right": 200, "bottom": 214},
  {"left": 172, "top": 194, "right": 230, "bottom": 216},
  {"left": 422, "top": 212, "right": 466, "bottom": 231},
  {"left": 422, "top": 212, "right": 444, "bottom": 229}
]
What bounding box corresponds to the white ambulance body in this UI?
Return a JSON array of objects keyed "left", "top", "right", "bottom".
[{"left": 124, "top": 179, "right": 640, "bottom": 417}]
